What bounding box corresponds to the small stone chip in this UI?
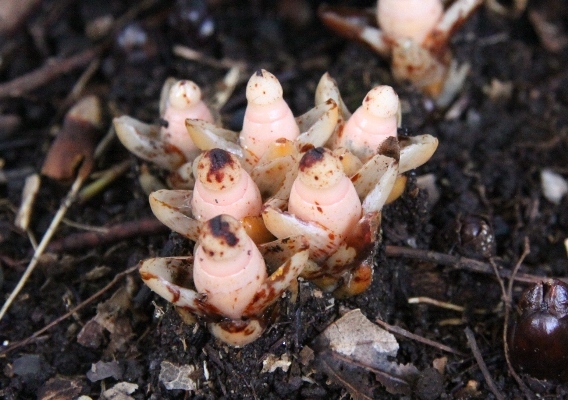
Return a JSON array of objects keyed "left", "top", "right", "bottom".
[{"left": 87, "top": 360, "right": 124, "bottom": 382}]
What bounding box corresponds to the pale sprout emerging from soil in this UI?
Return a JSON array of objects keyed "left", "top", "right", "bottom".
[
  {"left": 289, "top": 147, "right": 361, "bottom": 236},
  {"left": 113, "top": 78, "right": 224, "bottom": 189},
  {"left": 140, "top": 214, "right": 310, "bottom": 346},
  {"left": 161, "top": 80, "right": 215, "bottom": 161},
  {"left": 318, "top": 0, "right": 483, "bottom": 105},
  {"left": 191, "top": 148, "right": 262, "bottom": 222},
  {"left": 121, "top": 69, "right": 439, "bottom": 345},
  {"left": 240, "top": 69, "right": 300, "bottom": 162},
  {"left": 335, "top": 85, "right": 399, "bottom": 162}
]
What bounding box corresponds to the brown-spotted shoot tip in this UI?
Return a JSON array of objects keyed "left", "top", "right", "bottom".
[
  {"left": 363, "top": 85, "right": 399, "bottom": 119},
  {"left": 168, "top": 80, "right": 203, "bottom": 109},
  {"left": 196, "top": 148, "right": 242, "bottom": 192},
  {"left": 336, "top": 85, "right": 399, "bottom": 162},
  {"left": 289, "top": 147, "right": 361, "bottom": 236},
  {"left": 192, "top": 148, "right": 262, "bottom": 221},
  {"left": 377, "top": 0, "right": 443, "bottom": 44},
  {"left": 198, "top": 215, "right": 248, "bottom": 263},
  {"left": 297, "top": 147, "right": 344, "bottom": 190},
  {"left": 246, "top": 69, "right": 284, "bottom": 105},
  {"left": 240, "top": 70, "right": 300, "bottom": 161}
]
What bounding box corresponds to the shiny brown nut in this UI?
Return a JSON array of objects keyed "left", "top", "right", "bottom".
[
  {"left": 509, "top": 279, "right": 568, "bottom": 382},
  {"left": 444, "top": 215, "right": 496, "bottom": 259}
]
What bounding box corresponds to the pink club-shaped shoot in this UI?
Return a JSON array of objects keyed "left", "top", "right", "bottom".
[
  {"left": 193, "top": 215, "right": 267, "bottom": 320},
  {"left": 161, "top": 80, "right": 215, "bottom": 161},
  {"left": 240, "top": 69, "right": 300, "bottom": 161},
  {"left": 336, "top": 85, "right": 399, "bottom": 162},
  {"left": 191, "top": 148, "right": 262, "bottom": 221},
  {"left": 288, "top": 147, "right": 361, "bottom": 236},
  {"left": 377, "top": 0, "right": 444, "bottom": 44}
]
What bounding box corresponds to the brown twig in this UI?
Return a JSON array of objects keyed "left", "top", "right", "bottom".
[
  {"left": 375, "top": 318, "right": 466, "bottom": 357},
  {"left": 46, "top": 217, "right": 170, "bottom": 253},
  {"left": 0, "top": 47, "right": 100, "bottom": 99},
  {"left": 0, "top": 0, "right": 161, "bottom": 100},
  {"left": 0, "top": 174, "right": 85, "bottom": 321},
  {"left": 501, "top": 238, "right": 535, "bottom": 399},
  {"left": 0, "top": 264, "right": 139, "bottom": 355},
  {"left": 464, "top": 327, "right": 506, "bottom": 400},
  {"left": 384, "top": 245, "right": 559, "bottom": 285}
]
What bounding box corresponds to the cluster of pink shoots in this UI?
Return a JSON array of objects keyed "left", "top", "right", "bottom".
[
  {"left": 113, "top": 69, "right": 438, "bottom": 346},
  {"left": 319, "top": 0, "right": 483, "bottom": 105}
]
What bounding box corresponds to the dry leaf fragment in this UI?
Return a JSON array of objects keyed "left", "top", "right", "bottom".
[
  {"left": 261, "top": 353, "right": 292, "bottom": 373},
  {"left": 315, "top": 309, "right": 399, "bottom": 359},
  {"left": 41, "top": 96, "right": 103, "bottom": 182},
  {"left": 312, "top": 309, "right": 420, "bottom": 396},
  {"left": 101, "top": 382, "right": 138, "bottom": 400},
  {"left": 37, "top": 376, "right": 84, "bottom": 400},
  {"left": 77, "top": 284, "right": 135, "bottom": 351},
  {"left": 159, "top": 361, "right": 199, "bottom": 391}
]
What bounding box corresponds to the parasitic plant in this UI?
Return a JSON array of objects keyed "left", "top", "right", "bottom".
[
  {"left": 318, "top": 0, "right": 483, "bottom": 105},
  {"left": 128, "top": 69, "right": 439, "bottom": 344}
]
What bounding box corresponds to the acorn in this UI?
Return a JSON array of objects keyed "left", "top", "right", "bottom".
[{"left": 509, "top": 279, "right": 568, "bottom": 382}]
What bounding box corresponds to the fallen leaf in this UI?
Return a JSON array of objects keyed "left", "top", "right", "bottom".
[
  {"left": 77, "top": 283, "right": 136, "bottom": 352},
  {"left": 312, "top": 309, "right": 420, "bottom": 396},
  {"left": 101, "top": 382, "right": 138, "bottom": 400},
  {"left": 261, "top": 353, "right": 291, "bottom": 373},
  {"left": 159, "top": 361, "right": 199, "bottom": 391},
  {"left": 37, "top": 376, "right": 84, "bottom": 400}
]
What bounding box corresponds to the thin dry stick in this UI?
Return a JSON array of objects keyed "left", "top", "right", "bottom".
[
  {"left": 213, "top": 66, "right": 242, "bottom": 110},
  {"left": 46, "top": 216, "right": 169, "bottom": 253},
  {"left": 375, "top": 318, "right": 466, "bottom": 357},
  {"left": 0, "top": 174, "right": 84, "bottom": 321},
  {"left": 53, "top": 57, "right": 102, "bottom": 122},
  {"left": 0, "top": 264, "right": 139, "bottom": 355},
  {"left": 78, "top": 159, "right": 132, "bottom": 203},
  {"left": 173, "top": 44, "right": 246, "bottom": 70},
  {"left": 385, "top": 245, "right": 560, "bottom": 285},
  {"left": 502, "top": 238, "right": 535, "bottom": 399},
  {"left": 408, "top": 296, "right": 488, "bottom": 314},
  {"left": 0, "top": 47, "right": 99, "bottom": 99},
  {"left": 464, "top": 327, "right": 505, "bottom": 400}
]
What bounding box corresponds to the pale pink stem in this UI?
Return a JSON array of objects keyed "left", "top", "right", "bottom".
[
  {"left": 193, "top": 215, "right": 267, "bottom": 320},
  {"left": 288, "top": 147, "right": 361, "bottom": 236}
]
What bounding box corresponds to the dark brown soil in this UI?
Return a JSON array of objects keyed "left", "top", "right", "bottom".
[{"left": 1, "top": 0, "right": 568, "bottom": 399}]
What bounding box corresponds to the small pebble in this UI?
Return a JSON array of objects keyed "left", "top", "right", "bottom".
[
  {"left": 12, "top": 354, "right": 42, "bottom": 377},
  {"left": 541, "top": 169, "right": 568, "bottom": 204}
]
